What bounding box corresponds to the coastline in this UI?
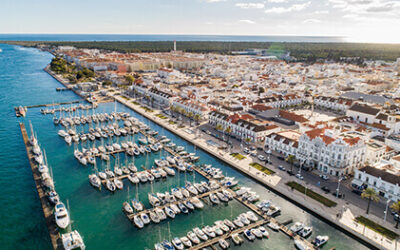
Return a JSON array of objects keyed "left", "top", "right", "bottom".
[{"left": 43, "top": 64, "right": 391, "bottom": 249}]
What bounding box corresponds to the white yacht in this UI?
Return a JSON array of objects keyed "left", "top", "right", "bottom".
[
  {"left": 61, "top": 230, "right": 86, "bottom": 250},
  {"left": 54, "top": 202, "right": 70, "bottom": 229}
]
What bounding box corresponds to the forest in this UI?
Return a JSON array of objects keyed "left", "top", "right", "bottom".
[{"left": 5, "top": 40, "right": 400, "bottom": 61}]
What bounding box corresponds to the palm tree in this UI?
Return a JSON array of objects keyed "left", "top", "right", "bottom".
[
  {"left": 216, "top": 124, "right": 223, "bottom": 138},
  {"left": 187, "top": 112, "right": 194, "bottom": 126},
  {"left": 287, "top": 154, "right": 295, "bottom": 172},
  {"left": 391, "top": 201, "right": 400, "bottom": 228},
  {"left": 361, "top": 188, "right": 380, "bottom": 214},
  {"left": 194, "top": 114, "right": 201, "bottom": 125},
  {"left": 225, "top": 126, "right": 232, "bottom": 144},
  {"left": 245, "top": 137, "right": 251, "bottom": 144}
]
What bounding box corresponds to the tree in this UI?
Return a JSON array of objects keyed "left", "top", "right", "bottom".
[
  {"left": 193, "top": 114, "right": 201, "bottom": 124},
  {"left": 225, "top": 127, "right": 232, "bottom": 147},
  {"left": 125, "top": 75, "right": 135, "bottom": 85},
  {"left": 187, "top": 112, "right": 194, "bottom": 126},
  {"left": 361, "top": 188, "right": 380, "bottom": 214},
  {"left": 287, "top": 154, "right": 295, "bottom": 172},
  {"left": 391, "top": 201, "right": 400, "bottom": 228},
  {"left": 245, "top": 137, "right": 251, "bottom": 144},
  {"left": 258, "top": 87, "right": 265, "bottom": 96},
  {"left": 216, "top": 124, "right": 223, "bottom": 138}
]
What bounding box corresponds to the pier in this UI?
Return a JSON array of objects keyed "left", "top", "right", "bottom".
[{"left": 19, "top": 123, "right": 63, "bottom": 250}]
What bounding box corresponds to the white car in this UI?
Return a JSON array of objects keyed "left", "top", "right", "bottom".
[
  {"left": 258, "top": 155, "right": 266, "bottom": 161},
  {"left": 319, "top": 174, "right": 329, "bottom": 180},
  {"left": 295, "top": 174, "right": 304, "bottom": 180}
]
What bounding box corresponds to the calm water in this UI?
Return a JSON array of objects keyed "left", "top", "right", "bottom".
[
  {"left": 0, "top": 44, "right": 368, "bottom": 249},
  {"left": 0, "top": 34, "right": 347, "bottom": 43}
]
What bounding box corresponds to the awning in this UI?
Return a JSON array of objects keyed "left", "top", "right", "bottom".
[{"left": 351, "top": 178, "right": 364, "bottom": 187}]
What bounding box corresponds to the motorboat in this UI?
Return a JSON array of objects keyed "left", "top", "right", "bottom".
[
  {"left": 295, "top": 239, "right": 311, "bottom": 250},
  {"left": 239, "top": 214, "right": 250, "bottom": 225},
  {"left": 223, "top": 219, "right": 236, "bottom": 230},
  {"left": 172, "top": 237, "right": 184, "bottom": 250},
  {"left": 114, "top": 178, "right": 123, "bottom": 190},
  {"left": 165, "top": 206, "right": 176, "bottom": 219},
  {"left": 149, "top": 211, "right": 160, "bottom": 223},
  {"left": 61, "top": 230, "right": 86, "bottom": 250},
  {"left": 170, "top": 204, "right": 181, "bottom": 214},
  {"left": 89, "top": 174, "right": 101, "bottom": 189},
  {"left": 216, "top": 192, "right": 229, "bottom": 203},
  {"left": 131, "top": 199, "right": 144, "bottom": 211},
  {"left": 267, "top": 222, "right": 280, "bottom": 231},
  {"left": 221, "top": 189, "right": 233, "bottom": 200},
  {"left": 146, "top": 172, "right": 155, "bottom": 182},
  {"left": 244, "top": 229, "right": 255, "bottom": 241},
  {"left": 299, "top": 226, "right": 313, "bottom": 238},
  {"left": 38, "top": 164, "right": 49, "bottom": 174},
  {"left": 184, "top": 200, "right": 195, "bottom": 211},
  {"left": 187, "top": 231, "right": 200, "bottom": 245},
  {"left": 161, "top": 240, "right": 174, "bottom": 250},
  {"left": 164, "top": 167, "right": 175, "bottom": 176},
  {"left": 150, "top": 169, "right": 161, "bottom": 179},
  {"left": 180, "top": 236, "right": 192, "bottom": 248},
  {"left": 106, "top": 180, "right": 116, "bottom": 192},
  {"left": 140, "top": 213, "right": 150, "bottom": 225},
  {"left": 233, "top": 218, "right": 244, "bottom": 228},
  {"left": 123, "top": 202, "right": 133, "bottom": 214},
  {"left": 127, "top": 173, "right": 139, "bottom": 184},
  {"left": 190, "top": 197, "right": 204, "bottom": 209},
  {"left": 133, "top": 215, "right": 144, "bottom": 229},
  {"left": 231, "top": 233, "right": 243, "bottom": 245},
  {"left": 258, "top": 226, "right": 269, "bottom": 238},
  {"left": 209, "top": 193, "right": 220, "bottom": 204},
  {"left": 154, "top": 208, "right": 167, "bottom": 221},
  {"left": 178, "top": 203, "right": 188, "bottom": 214},
  {"left": 166, "top": 156, "right": 176, "bottom": 165},
  {"left": 214, "top": 225, "right": 224, "bottom": 236},
  {"left": 156, "top": 192, "right": 167, "bottom": 204},
  {"left": 251, "top": 228, "right": 263, "bottom": 239},
  {"left": 180, "top": 188, "right": 190, "bottom": 198},
  {"left": 58, "top": 130, "right": 68, "bottom": 137},
  {"left": 266, "top": 205, "right": 281, "bottom": 217},
  {"left": 171, "top": 188, "right": 183, "bottom": 200},
  {"left": 218, "top": 239, "right": 230, "bottom": 249},
  {"left": 112, "top": 143, "right": 121, "bottom": 151},
  {"left": 193, "top": 227, "right": 208, "bottom": 241},
  {"left": 215, "top": 221, "right": 229, "bottom": 232},
  {"left": 245, "top": 211, "right": 258, "bottom": 222},
  {"left": 202, "top": 226, "right": 216, "bottom": 238},
  {"left": 148, "top": 193, "right": 161, "bottom": 207},
  {"left": 47, "top": 190, "right": 59, "bottom": 205},
  {"left": 290, "top": 222, "right": 305, "bottom": 234},
  {"left": 313, "top": 235, "right": 329, "bottom": 247},
  {"left": 185, "top": 182, "right": 198, "bottom": 195},
  {"left": 54, "top": 202, "right": 70, "bottom": 229}
]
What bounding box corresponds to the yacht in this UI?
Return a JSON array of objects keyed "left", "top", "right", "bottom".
[
  {"left": 133, "top": 215, "right": 144, "bottom": 229},
  {"left": 215, "top": 221, "right": 229, "bottom": 232},
  {"left": 209, "top": 193, "right": 220, "bottom": 204},
  {"left": 171, "top": 188, "right": 183, "bottom": 200},
  {"left": 172, "top": 237, "right": 184, "bottom": 250},
  {"left": 202, "top": 226, "right": 216, "bottom": 238},
  {"left": 299, "top": 226, "right": 313, "bottom": 238},
  {"left": 218, "top": 239, "right": 230, "bottom": 249},
  {"left": 184, "top": 200, "right": 194, "bottom": 211},
  {"left": 294, "top": 239, "right": 311, "bottom": 250},
  {"left": 61, "top": 230, "right": 86, "bottom": 250},
  {"left": 233, "top": 218, "right": 244, "bottom": 228},
  {"left": 89, "top": 174, "right": 101, "bottom": 189},
  {"left": 193, "top": 227, "right": 208, "bottom": 241},
  {"left": 187, "top": 231, "right": 200, "bottom": 245},
  {"left": 258, "top": 226, "right": 269, "bottom": 238},
  {"left": 244, "top": 229, "right": 255, "bottom": 241},
  {"left": 123, "top": 202, "right": 133, "bottom": 214},
  {"left": 178, "top": 203, "right": 188, "bottom": 214},
  {"left": 223, "top": 219, "right": 236, "bottom": 230},
  {"left": 47, "top": 190, "right": 60, "bottom": 205},
  {"left": 267, "top": 221, "right": 280, "bottom": 231},
  {"left": 313, "top": 235, "right": 329, "bottom": 247},
  {"left": 149, "top": 211, "right": 160, "bottom": 223},
  {"left": 165, "top": 206, "right": 176, "bottom": 219},
  {"left": 180, "top": 236, "right": 192, "bottom": 248},
  {"left": 239, "top": 214, "right": 250, "bottom": 225},
  {"left": 140, "top": 213, "right": 150, "bottom": 225},
  {"left": 161, "top": 240, "right": 174, "bottom": 250},
  {"left": 170, "top": 203, "right": 181, "bottom": 214},
  {"left": 58, "top": 130, "right": 68, "bottom": 137},
  {"left": 127, "top": 173, "right": 139, "bottom": 184},
  {"left": 251, "top": 228, "right": 263, "bottom": 239},
  {"left": 190, "top": 197, "right": 204, "bottom": 209},
  {"left": 154, "top": 208, "right": 167, "bottom": 221},
  {"left": 114, "top": 178, "right": 123, "bottom": 189},
  {"left": 216, "top": 192, "right": 229, "bottom": 203},
  {"left": 290, "top": 222, "right": 305, "bottom": 234},
  {"left": 54, "top": 202, "right": 70, "bottom": 229},
  {"left": 106, "top": 180, "right": 116, "bottom": 192},
  {"left": 245, "top": 211, "right": 258, "bottom": 222}
]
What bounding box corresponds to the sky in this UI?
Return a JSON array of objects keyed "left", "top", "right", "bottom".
[{"left": 1, "top": 0, "right": 400, "bottom": 43}]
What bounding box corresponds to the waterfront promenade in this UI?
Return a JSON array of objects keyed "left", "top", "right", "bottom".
[{"left": 114, "top": 94, "right": 396, "bottom": 250}]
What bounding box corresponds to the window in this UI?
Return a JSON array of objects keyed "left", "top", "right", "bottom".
[
  {"left": 358, "top": 173, "right": 361, "bottom": 179},
  {"left": 366, "top": 177, "right": 369, "bottom": 183}
]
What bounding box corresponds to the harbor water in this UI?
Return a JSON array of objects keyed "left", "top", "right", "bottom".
[{"left": 0, "top": 43, "right": 369, "bottom": 249}]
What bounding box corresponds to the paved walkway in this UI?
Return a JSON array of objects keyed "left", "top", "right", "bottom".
[{"left": 114, "top": 94, "right": 398, "bottom": 250}]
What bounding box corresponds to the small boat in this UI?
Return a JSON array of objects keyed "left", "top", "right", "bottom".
[
  {"left": 267, "top": 222, "right": 280, "bottom": 231},
  {"left": 299, "top": 226, "right": 313, "bottom": 238},
  {"left": 184, "top": 200, "right": 195, "bottom": 211},
  {"left": 170, "top": 203, "right": 181, "bottom": 214},
  {"left": 141, "top": 213, "right": 151, "bottom": 224},
  {"left": 131, "top": 199, "right": 144, "bottom": 211},
  {"left": 165, "top": 206, "right": 176, "bottom": 219},
  {"left": 164, "top": 167, "right": 175, "bottom": 176},
  {"left": 244, "top": 229, "right": 255, "bottom": 241},
  {"left": 127, "top": 173, "right": 139, "bottom": 184},
  {"left": 258, "top": 226, "right": 269, "bottom": 238},
  {"left": 223, "top": 219, "right": 236, "bottom": 230},
  {"left": 128, "top": 163, "right": 137, "bottom": 173},
  {"left": 203, "top": 226, "right": 216, "bottom": 238},
  {"left": 154, "top": 208, "right": 167, "bottom": 221},
  {"left": 180, "top": 188, "right": 190, "bottom": 198},
  {"left": 214, "top": 225, "right": 224, "bottom": 236},
  {"left": 106, "top": 180, "right": 116, "bottom": 192},
  {"left": 47, "top": 190, "right": 59, "bottom": 205},
  {"left": 172, "top": 237, "right": 184, "bottom": 250},
  {"left": 295, "top": 239, "right": 311, "bottom": 250},
  {"left": 191, "top": 197, "right": 204, "bottom": 209},
  {"left": 178, "top": 203, "right": 188, "bottom": 214},
  {"left": 233, "top": 218, "right": 244, "bottom": 228},
  {"left": 161, "top": 240, "right": 174, "bottom": 250},
  {"left": 218, "top": 239, "right": 230, "bottom": 249},
  {"left": 209, "top": 193, "right": 220, "bottom": 204},
  {"left": 216, "top": 192, "right": 229, "bottom": 202},
  {"left": 114, "top": 178, "right": 123, "bottom": 190},
  {"left": 239, "top": 214, "right": 250, "bottom": 225},
  {"left": 245, "top": 211, "right": 258, "bottom": 222},
  {"left": 149, "top": 211, "right": 160, "bottom": 223},
  {"left": 231, "top": 233, "right": 243, "bottom": 245},
  {"left": 290, "top": 222, "right": 305, "bottom": 234},
  {"left": 313, "top": 235, "right": 329, "bottom": 247},
  {"left": 114, "top": 167, "right": 123, "bottom": 176},
  {"left": 89, "top": 174, "right": 101, "bottom": 189},
  {"left": 148, "top": 193, "right": 161, "bottom": 207},
  {"left": 98, "top": 171, "right": 107, "bottom": 180},
  {"left": 61, "top": 230, "right": 86, "bottom": 250},
  {"left": 251, "top": 228, "right": 263, "bottom": 239},
  {"left": 193, "top": 227, "right": 208, "bottom": 241},
  {"left": 133, "top": 215, "right": 144, "bottom": 229},
  {"left": 54, "top": 202, "right": 70, "bottom": 229},
  {"left": 123, "top": 202, "right": 133, "bottom": 214},
  {"left": 187, "top": 231, "right": 200, "bottom": 245},
  {"left": 180, "top": 236, "right": 192, "bottom": 248}
]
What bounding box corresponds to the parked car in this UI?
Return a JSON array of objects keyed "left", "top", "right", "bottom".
[
  {"left": 278, "top": 165, "right": 286, "bottom": 171},
  {"left": 332, "top": 191, "right": 343, "bottom": 198},
  {"left": 287, "top": 170, "right": 294, "bottom": 176},
  {"left": 277, "top": 156, "right": 285, "bottom": 161},
  {"left": 243, "top": 148, "right": 249, "bottom": 154},
  {"left": 352, "top": 189, "right": 362, "bottom": 195},
  {"left": 251, "top": 151, "right": 257, "bottom": 157},
  {"left": 258, "top": 155, "right": 266, "bottom": 161},
  {"left": 295, "top": 174, "right": 304, "bottom": 180},
  {"left": 321, "top": 186, "right": 331, "bottom": 193},
  {"left": 250, "top": 146, "right": 256, "bottom": 151},
  {"left": 319, "top": 175, "right": 329, "bottom": 180}
]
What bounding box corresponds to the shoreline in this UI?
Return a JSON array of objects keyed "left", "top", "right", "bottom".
[
  {"left": 43, "top": 65, "right": 388, "bottom": 249},
  {"left": 113, "top": 95, "right": 383, "bottom": 250}
]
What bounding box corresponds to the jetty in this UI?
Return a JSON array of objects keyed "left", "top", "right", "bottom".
[{"left": 19, "top": 123, "right": 63, "bottom": 250}]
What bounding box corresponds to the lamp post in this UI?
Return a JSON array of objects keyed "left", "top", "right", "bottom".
[
  {"left": 336, "top": 177, "right": 343, "bottom": 198},
  {"left": 384, "top": 199, "right": 390, "bottom": 222}
]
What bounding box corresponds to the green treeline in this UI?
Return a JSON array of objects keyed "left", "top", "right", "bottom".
[{"left": 4, "top": 41, "right": 400, "bottom": 61}]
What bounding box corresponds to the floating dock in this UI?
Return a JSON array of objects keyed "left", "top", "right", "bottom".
[{"left": 19, "top": 123, "right": 63, "bottom": 250}]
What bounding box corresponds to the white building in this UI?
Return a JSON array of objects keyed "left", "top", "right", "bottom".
[
  {"left": 172, "top": 98, "right": 210, "bottom": 119},
  {"left": 353, "top": 165, "right": 400, "bottom": 202},
  {"left": 264, "top": 131, "right": 300, "bottom": 157},
  {"left": 255, "top": 94, "right": 305, "bottom": 108},
  {"left": 296, "top": 127, "right": 366, "bottom": 176},
  {"left": 314, "top": 96, "right": 353, "bottom": 113}
]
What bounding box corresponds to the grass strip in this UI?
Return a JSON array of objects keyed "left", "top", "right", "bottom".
[
  {"left": 230, "top": 153, "right": 246, "bottom": 160},
  {"left": 249, "top": 162, "right": 275, "bottom": 175},
  {"left": 355, "top": 216, "right": 399, "bottom": 240},
  {"left": 286, "top": 181, "right": 337, "bottom": 207}
]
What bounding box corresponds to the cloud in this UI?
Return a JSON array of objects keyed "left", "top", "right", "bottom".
[
  {"left": 239, "top": 19, "right": 256, "bottom": 24},
  {"left": 328, "top": 0, "right": 400, "bottom": 14},
  {"left": 205, "top": 0, "right": 227, "bottom": 2},
  {"left": 266, "top": 0, "right": 287, "bottom": 2},
  {"left": 314, "top": 10, "right": 329, "bottom": 14},
  {"left": 235, "top": 3, "right": 265, "bottom": 9},
  {"left": 303, "top": 19, "right": 321, "bottom": 23},
  {"left": 264, "top": 1, "right": 311, "bottom": 13}
]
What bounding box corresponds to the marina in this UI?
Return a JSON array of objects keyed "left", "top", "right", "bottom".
[{"left": 4, "top": 45, "right": 374, "bottom": 250}]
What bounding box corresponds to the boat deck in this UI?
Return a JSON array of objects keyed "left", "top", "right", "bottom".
[{"left": 19, "top": 123, "right": 63, "bottom": 250}]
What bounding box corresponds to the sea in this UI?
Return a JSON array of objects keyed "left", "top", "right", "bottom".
[
  {"left": 0, "top": 43, "right": 369, "bottom": 249},
  {"left": 0, "top": 34, "right": 348, "bottom": 43}
]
